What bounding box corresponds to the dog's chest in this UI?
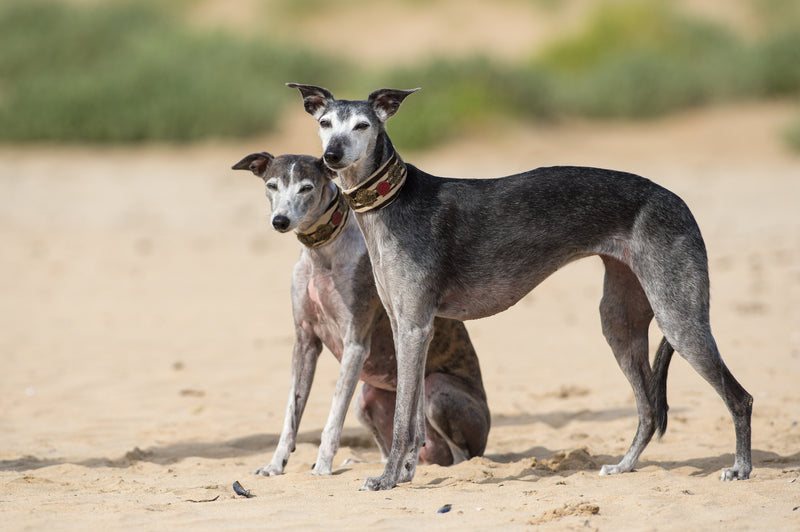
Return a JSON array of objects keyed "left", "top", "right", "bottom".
[
  {"left": 306, "top": 275, "right": 326, "bottom": 310},
  {"left": 305, "top": 273, "right": 346, "bottom": 359},
  {"left": 306, "top": 273, "right": 339, "bottom": 321}
]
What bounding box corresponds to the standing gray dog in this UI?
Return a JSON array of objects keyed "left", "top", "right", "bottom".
[
  {"left": 287, "top": 83, "right": 753, "bottom": 491},
  {"left": 233, "top": 152, "right": 490, "bottom": 476}
]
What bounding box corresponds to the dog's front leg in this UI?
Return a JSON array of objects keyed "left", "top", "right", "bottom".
[
  {"left": 313, "top": 338, "right": 369, "bottom": 475},
  {"left": 398, "top": 370, "right": 428, "bottom": 484},
  {"left": 361, "top": 317, "right": 433, "bottom": 491},
  {"left": 255, "top": 326, "right": 321, "bottom": 476}
]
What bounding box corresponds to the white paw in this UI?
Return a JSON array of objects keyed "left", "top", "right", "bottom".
[
  {"left": 254, "top": 464, "right": 283, "bottom": 477},
  {"left": 311, "top": 463, "right": 333, "bottom": 476},
  {"left": 599, "top": 464, "right": 623, "bottom": 476},
  {"left": 720, "top": 467, "right": 750, "bottom": 481}
]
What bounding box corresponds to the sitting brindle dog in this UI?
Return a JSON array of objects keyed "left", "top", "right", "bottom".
[
  {"left": 287, "top": 83, "right": 753, "bottom": 491},
  {"left": 233, "top": 152, "right": 490, "bottom": 476}
]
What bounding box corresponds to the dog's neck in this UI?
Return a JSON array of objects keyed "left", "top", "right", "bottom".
[
  {"left": 339, "top": 132, "right": 407, "bottom": 213},
  {"left": 337, "top": 130, "right": 393, "bottom": 189},
  {"left": 295, "top": 182, "right": 351, "bottom": 248}
]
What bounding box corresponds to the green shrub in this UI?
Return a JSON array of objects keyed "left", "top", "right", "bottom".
[
  {"left": 755, "top": 28, "right": 800, "bottom": 96},
  {"left": 1, "top": 0, "right": 799, "bottom": 147},
  {"left": 785, "top": 115, "right": 800, "bottom": 153},
  {"left": 537, "top": 0, "right": 761, "bottom": 118},
  {"left": 0, "top": 0, "right": 345, "bottom": 143},
  {"left": 374, "top": 56, "right": 553, "bottom": 150}
]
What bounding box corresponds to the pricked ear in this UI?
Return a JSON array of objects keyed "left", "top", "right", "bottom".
[
  {"left": 368, "top": 87, "right": 420, "bottom": 122},
  {"left": 286, "top": 83, "right": 335, "bottom": 119},
  {"left": 231, "top": 152, "right": 274, "bottom": 178}
]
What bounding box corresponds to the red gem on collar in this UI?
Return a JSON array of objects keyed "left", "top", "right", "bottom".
[
  {"left": 376, "top": 181, "right": 391, "bottom": 196},
  {"left": 331, "top": 211, "right": 343, "bottom": 225}
]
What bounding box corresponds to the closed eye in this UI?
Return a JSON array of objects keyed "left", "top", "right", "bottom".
[
  {"left": 354, "top": 122, "right": 370, "bottom": 131},
  {"left": 298, "top": 184, "right": 314, "bottom": 193},
  {"left": 266, "top": 181, "right": 278, "bottom": 191}
]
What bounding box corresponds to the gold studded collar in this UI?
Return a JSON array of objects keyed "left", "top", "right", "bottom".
[
  {"left": 342, "top": 151, "right": 407, "bottom": 213},
  {"left": 295, "top": 186, "right": 351, "bottom": 248}
]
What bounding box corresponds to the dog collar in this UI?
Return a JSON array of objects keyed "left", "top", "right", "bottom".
[
  {"left": 295, "top": 186, "right": 351, "bottom": 248},
  {"left": 342, "top": 151, "right": 407, "bottom": 213}
]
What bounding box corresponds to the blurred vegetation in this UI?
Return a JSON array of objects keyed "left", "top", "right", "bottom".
[
  {"left": 786, "top": 118, "right": 800, "bottom": 151},
  {"left": 0, "top": 0, "right": 346, "bottom": 142},
  {"left": 536, "top": 2, "right": 758, "bottom": 117},
  {"left": 1, "top": 0, "right": 799, "bottom": 150}
]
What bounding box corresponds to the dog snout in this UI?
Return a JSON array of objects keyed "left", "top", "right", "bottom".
[
  {"left": 272, "top": 215, "right": 291, "bottom": 232},
  {"left": 324, "top": 148, "right": 343, "bottom": 166}
]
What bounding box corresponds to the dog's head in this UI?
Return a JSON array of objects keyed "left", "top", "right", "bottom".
[
  {"left": 286, "top": 83, "right": 419, "bottom": 172},
  {"left": 232, "top": 152, "right": 337, "bottom": 233}
]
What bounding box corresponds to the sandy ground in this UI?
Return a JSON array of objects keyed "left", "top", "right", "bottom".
[{"left": 1, "top": 102, "right": 799, "bottom": 530}]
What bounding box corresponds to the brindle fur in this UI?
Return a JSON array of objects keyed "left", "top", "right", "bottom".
[{"left": 233, "top": 153, "right": 490, "bottom": 476}]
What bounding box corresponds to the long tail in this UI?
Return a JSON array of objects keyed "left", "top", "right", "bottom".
[{"left": 651, "top": 337, "right": 675, "bottom": 439}]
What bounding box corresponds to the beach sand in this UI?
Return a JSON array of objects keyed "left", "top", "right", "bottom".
[{"left": 1, "top": 102, "right": 799, "bottom": 530}]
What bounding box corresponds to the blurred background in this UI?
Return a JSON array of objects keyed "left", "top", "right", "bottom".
[
  {"left": 2, "top": 0, "right": 799, "bottom": 416},
  {"left": 2, "top": 0, "right": 800, "bottom": 150},
  {"left": 2, "top": 4, "right": 799, "bottom": 526}
]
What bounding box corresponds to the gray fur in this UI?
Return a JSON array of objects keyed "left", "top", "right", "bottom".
[
  {"left": 232, "top": 152, "right": 490, "bottom": 477},
  {"left": 287, "top": 83, "right": 753, "bottom": 491}
]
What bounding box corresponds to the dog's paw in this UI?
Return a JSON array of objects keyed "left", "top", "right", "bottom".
[
  {"left": 599, "top": 464, "right": 623, "bottom": 476},
  {"left": 311, "top": 462, "right": 333, "bottom": 476},
  {"left": 254, "top": 464, "right": 283, "bottom": 477},
  {"left": 720, "top": 466, "right": 751, "bottom": 481},
  {"left": 398, "top": 464, "right": 416, "bottom": 483},
  {"left": 359, "top": 474, "right": 396, "bottom": 491}
]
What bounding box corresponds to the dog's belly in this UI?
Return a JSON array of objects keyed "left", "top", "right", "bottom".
[
  {"left": 437, "top": 270, "right": 555, "bottom": 321},
  {"left": 438, "top": 288, "right": 529, "bottom": 321},
  {"left": 435, "top": 247, "right": 599, "bottom": 321}
]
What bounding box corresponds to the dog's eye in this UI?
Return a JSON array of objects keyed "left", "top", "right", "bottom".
[
  {"left": 266, "top": 182, "right": 278, "bottom": 191},
  {"left": 354, "top": 122, "right": 370, "bottom": 131},
  {"left": 299, "top": 184, "right": 314, "bottom": 193},
  {"left": 319, "top": 119, "right": 331, "bottom": 128}
]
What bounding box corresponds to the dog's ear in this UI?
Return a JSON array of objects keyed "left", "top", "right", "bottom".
[
  {"left": 368, "top": 88, "right": 420, "bottom": 122},
  {"left": 286, "top": 83, "right": 335, "bottom": 119},
  {"left": 232, "top": 152, "right": 274, "bottom": 178}
]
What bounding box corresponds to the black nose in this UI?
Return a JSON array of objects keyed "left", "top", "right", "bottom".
[
  {"left": 324, "top": 149, "right": 342, "bottom": 166},
  {"left": 272, "top": 215, "right": 290, "bottom": 231}
]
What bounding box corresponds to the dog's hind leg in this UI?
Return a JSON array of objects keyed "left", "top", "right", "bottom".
[
  {"left": 356, "top": 376, "right": 489, "bottom": 466},
  {"left": 422, "top": 373, "right": 491, "bottom": 465},
  {"left": 598, "top": 256, "right": 657, "bottom": 476},
  {"left": 680, "top": 344, "right": 752, "bottom": 480},
  {"left": 636, "top": 228, "right": 753, "bottom": 480},
  {"left": 656, "top": 318, "right": 753, "bottom": 480},
  {"left": 354, "top": 383, "right": 394, "bottom": 460}
]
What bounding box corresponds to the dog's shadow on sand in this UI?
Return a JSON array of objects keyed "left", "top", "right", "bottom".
[
  {"left": 0, "top": 427, "right": 373, "bottom": 472},
  {"left": 416, "top": 447, "right": 800, "bottom": 487},
  {"left": 490, "top": 407, "right": 639, "bottom": 429},
  {"left": 3, "top": 412, "right": 798, "bottom": 482},
  {"left": 486, "top": 448, "right": 800, "bottom": 482}
]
